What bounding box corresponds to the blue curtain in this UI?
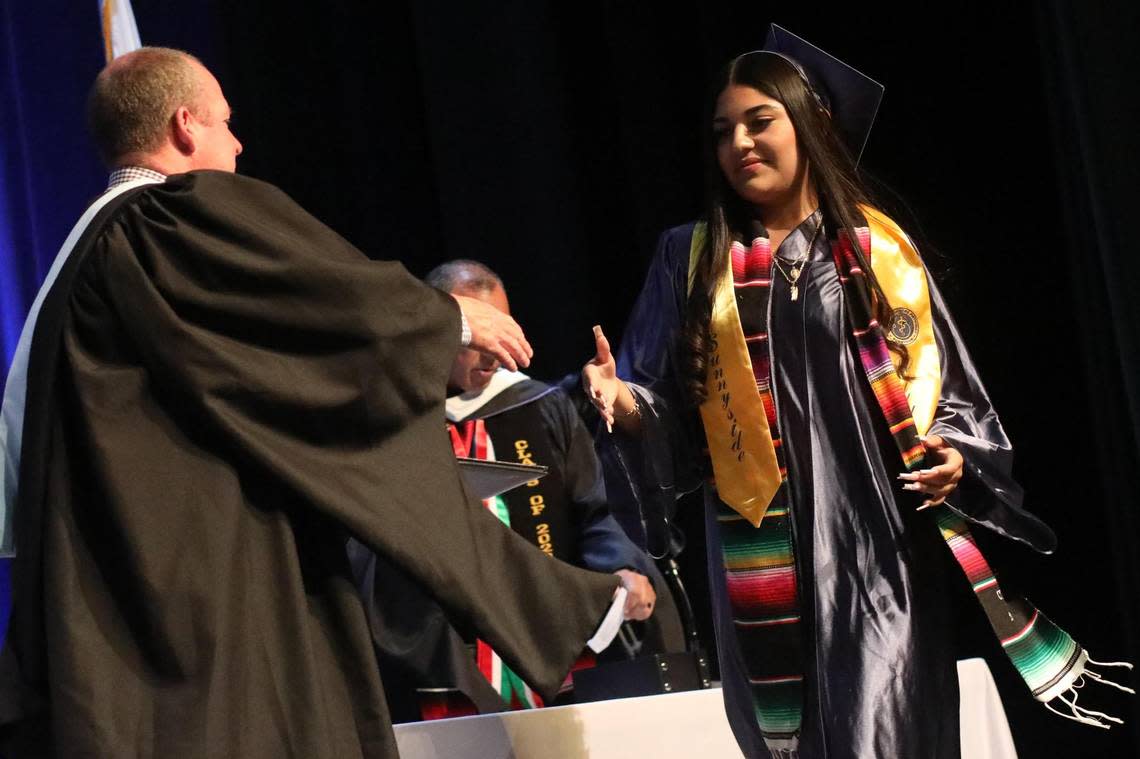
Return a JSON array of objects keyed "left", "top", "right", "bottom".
[{"left": 0, "top": 3, "right": 108, "bottom": 641}]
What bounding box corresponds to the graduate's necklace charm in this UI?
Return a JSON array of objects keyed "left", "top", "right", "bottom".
[
  {"left": 772, "top": 220, "right": 822, "bottom": 302},
  {"left": 772, "top": 255, "right": 806, "bottom": 301}
]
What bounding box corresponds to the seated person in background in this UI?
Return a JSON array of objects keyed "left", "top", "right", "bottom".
[{"left": 349, "top": 260, "right": 684, "bottom": 721}]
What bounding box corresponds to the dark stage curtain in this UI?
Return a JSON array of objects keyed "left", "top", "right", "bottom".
[
  {"left": 1034, "top": 1, "right": 1140, "bottom": 752},
  {"left": 2, "top": 1, "right": 1137, "bottom": 755}
]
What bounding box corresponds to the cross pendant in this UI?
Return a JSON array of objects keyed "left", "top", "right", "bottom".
[{"left": 790, "top": 284, "right": 799, "bottom": 301}]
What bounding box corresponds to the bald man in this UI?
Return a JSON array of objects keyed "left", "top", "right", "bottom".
[{"left": 0, "top": 48, "right": 621, "bottom": 758}]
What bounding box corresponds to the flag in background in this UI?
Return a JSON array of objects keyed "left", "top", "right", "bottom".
[{"left": 100, "top": 0, "right": 142, "bottom": 62}]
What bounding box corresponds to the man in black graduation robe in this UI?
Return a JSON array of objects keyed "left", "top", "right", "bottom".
[{"left": 0, "top": 48, "right": 620, "bottom": 758}]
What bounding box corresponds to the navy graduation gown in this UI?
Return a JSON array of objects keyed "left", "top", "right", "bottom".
[{"left": 603, "top": 218, "right": 1054, "bottom": 758}]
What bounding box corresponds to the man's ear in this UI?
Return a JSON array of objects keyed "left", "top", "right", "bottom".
[{"left": 170, "top": 105, "right": 196, "bottom": 155}]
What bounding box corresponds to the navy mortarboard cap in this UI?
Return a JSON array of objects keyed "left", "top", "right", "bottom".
[{"left": 756, "top": 24, "right": 884, "bottom": 163}]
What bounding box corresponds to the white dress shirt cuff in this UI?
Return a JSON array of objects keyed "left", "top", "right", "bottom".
[
  {"left": 586, "top": 586, "right": 628, "bottom": 653},
  {"left": 459, "top": 309, "right": 472, "bottom": 347}
]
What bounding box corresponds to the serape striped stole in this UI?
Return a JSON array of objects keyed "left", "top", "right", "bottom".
[
  {"left": 718, "top": 233, "right": 804, "bottom": 753},
  {"left": 448, "top": 420, "right": 545, "bottom": 711},
  {"left": 832, "top": 217, "right": 1131, "bottom": 724}
]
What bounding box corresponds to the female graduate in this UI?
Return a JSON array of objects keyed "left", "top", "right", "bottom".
[{"left": 583, "top": 26, "right": 1132, "bottom": 759}]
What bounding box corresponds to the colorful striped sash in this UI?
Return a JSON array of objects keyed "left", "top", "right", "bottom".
[
  {"left": 717, "top": 233, "right": 804, "bottom": 755},
  {"left": 833, "top": 223, "right": 1133, "bottom": 729},
  {"left": 448, "top": 420, "right": 544, "bottom": 711}
]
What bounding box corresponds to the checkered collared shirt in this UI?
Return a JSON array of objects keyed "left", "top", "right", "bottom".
[{"left": 107, "top": 166, "right": 167, "bottom": 190}]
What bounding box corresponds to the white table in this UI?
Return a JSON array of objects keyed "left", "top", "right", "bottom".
[{"left": 393, "top": 657, "right": 1017, "bottom": 758}]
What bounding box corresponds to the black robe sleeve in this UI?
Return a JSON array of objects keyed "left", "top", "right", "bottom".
[{"left": 926, "top": 273, "right": 1057, "bottom": 552}]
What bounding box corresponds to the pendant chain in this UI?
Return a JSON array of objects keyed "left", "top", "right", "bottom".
[{"left": 772, "top": 218, "right": 823, "bottom": 302}]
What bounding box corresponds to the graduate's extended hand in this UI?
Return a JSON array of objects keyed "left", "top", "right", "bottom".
[
  {"left": 898, "top": 433, "right": 964, "bottom": 510},
  {"left": 583, "top": 325, "right": 621, "bottom": 430},
  {"left": 454, "top": 294, "right": 533, "bottom": 372},
  {"left": 614, "top": 569, "right": 656, "bottom": 622},
  {"left": 583, "top": 326, "right": 642, "bottom": 434}
]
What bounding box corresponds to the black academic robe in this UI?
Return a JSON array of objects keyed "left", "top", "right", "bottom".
[
  {"left": 604, "top": 220, "right": 1056, "bottom": 759},
  {"left": 451, "top": 379, "right": 652, "bottom": 572},
  {"left": 350, "top": 377, "right": 684, "bottom": 721},
  {"left": 0, "top": 171, "right": 618, "bottom": 758}
]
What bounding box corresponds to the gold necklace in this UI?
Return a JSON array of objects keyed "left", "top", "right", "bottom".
[{"left": 772, "top": 218, "right": 822, "bottom": 302}]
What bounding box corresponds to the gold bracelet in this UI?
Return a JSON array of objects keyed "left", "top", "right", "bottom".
[{"left": 618, "top": 387, "right": 641, "bottom": 418}]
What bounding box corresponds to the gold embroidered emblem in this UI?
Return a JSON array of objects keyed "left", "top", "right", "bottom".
[{"left": 889, "top": 307, "right": 919, "bottom": 346}]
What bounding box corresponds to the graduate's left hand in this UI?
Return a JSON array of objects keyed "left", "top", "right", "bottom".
[
  {"left": 898, "top": 433, "right": 964, "bottom": 510},
  {"left": 614, "top": 569, "right": 656, "bottom": 621}
]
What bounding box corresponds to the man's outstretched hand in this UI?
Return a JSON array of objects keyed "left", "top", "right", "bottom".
[{"left": 453, "top": 294, "right": 533, "bottom": 371}]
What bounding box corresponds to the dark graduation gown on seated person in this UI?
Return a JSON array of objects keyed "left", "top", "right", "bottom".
[
  {"left": 0, "top": 171, "right": 618, "bottom": 758},
  {"left": 446, "top": 375, "right": 657, "bottom": 575},
  {"left": 348, "top": 373, "right": 685, "bottom": 721},
  {"left": 602, "top": 219, "right": 1056, "bottom": 759}
]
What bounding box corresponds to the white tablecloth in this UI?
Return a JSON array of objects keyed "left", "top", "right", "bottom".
[{"left": 393, "top": 657, "right": 1017, "bottom": 758}]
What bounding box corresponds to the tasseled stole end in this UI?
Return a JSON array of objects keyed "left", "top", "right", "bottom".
[
  {"left": 1037, "top": 650, "right": 1134, "bottom": 729},
  {"left": 1010, "top": 609, "right": 1134, "bottom": 728},
  {"left": 764, "top": 740, "right": 798, "bottom": 758},
  {"left": 936, "top": 509, "right": 1134, "bottom": 729}
]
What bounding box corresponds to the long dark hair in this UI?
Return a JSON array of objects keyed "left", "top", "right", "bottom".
[{"left": 682, "top": 52, "right": 906, "bottom": 405}]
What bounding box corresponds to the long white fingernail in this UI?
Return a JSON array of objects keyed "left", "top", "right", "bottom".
[{"left": 902, "top": 483, "right": 921, "bottom": 491}]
